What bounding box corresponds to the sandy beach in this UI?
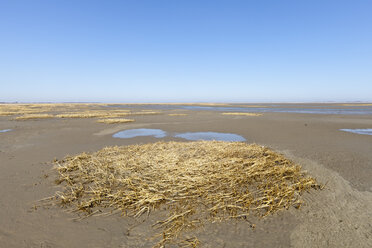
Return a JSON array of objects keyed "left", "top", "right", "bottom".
[{"left": 0, "top": 104, "right": 371, "bottom": 247}]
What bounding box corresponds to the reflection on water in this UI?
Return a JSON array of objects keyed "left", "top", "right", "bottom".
[
  {"left": 112, "top": 129, "right": 246, "bottom": 141},
  {"left": 113, "top": 129, "right": 167, "bottom": 138},
  {"left": 175, "top": 132, "right": 246, "bottom": 142},
  {"left": 0, "top": 129, "right": 12, "bottom": 133},
  {"left": 340, "top": 129, "right": 372, "bottom": 136}
]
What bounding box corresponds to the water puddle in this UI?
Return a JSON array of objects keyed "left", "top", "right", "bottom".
[
  {"left": 112, "top": 129, "right": 246, "bottom": 141},
  {"left": 174, "top": 132, "right": 246, "bottom": 141},
  {"left": 340, "top": 129, "right": 372, "bottom": 136},
  {"left": 113, "top": 128, "right": 167, "bottom": 138},
  {"left": 0, "top": 129, "right": 12, "bottom": 133}
]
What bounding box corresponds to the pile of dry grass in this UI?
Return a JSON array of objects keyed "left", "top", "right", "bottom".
[
  {"left": 222, "top": 112, "right": 263, "bottom": 116},
  {"left": 56, "top": 111, "right": 131, "bottom": 119},
  {"left": 56, "top": 112, "right": 108, "bottom": 118},
  {"left": 14, "top": 114, "right": 55, "bottom": 120},
  {"left": 0, "top": 103, "right": 132, "bottom": 118},
  {"left": 168, "top": 113, "right": 188, "bottom": 116},
  {"left": 0, "top": 111, "right": 20, "bottom": 116},
  {"left": 46, "top": 141, "right": 320, "bottom": 247},
  {"left": 0, "top": 104, "right": 51, "bottom": 116},
  {"left": 0, "top": 104, "right": 160, "bottom": 121},
  {"left": 129, "top": 111, "right": 162, "bottom": 115},
  {"left": 97, "top": 118, "right": 135, "bottom": 124}
]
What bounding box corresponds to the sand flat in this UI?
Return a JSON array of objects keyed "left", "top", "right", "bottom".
[{"left": 0, "top": 104, "right": 371, "bottom": 247}]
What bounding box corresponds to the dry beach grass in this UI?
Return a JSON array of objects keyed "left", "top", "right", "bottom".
[
  {"left": 168, "top": 113, "right": 188, "bottom": 116},
  {"left": 45, "top": 141, "right": 320, "bottom": 247},
  {"left": 97, "top": 118, "right": 135, "bottom": 124},
  {"left": 14, "top": 114, "right": 55, "bottom": 120},
  {"left": 0, "top": 104, "right": 162, "bottom": 123}
]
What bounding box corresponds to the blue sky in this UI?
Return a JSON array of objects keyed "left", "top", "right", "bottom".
[{"left": 1, "top": 0, "right": 371, "bottom": 102}]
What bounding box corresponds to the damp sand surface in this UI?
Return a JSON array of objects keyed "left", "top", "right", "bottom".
[{"left": 0, "top": 105, "right": 372, "bottom": 247}]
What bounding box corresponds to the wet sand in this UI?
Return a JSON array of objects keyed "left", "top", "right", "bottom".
[{"left": 0, "top": 106, "right": 372, "bottom": 247}]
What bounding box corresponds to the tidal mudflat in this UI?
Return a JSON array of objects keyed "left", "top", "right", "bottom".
[
  {"left": 111, "top": 103, "right": 372, "bottom": 115},
  {"left": 0, "top": 103, "right": 371, "bottom": 247}
]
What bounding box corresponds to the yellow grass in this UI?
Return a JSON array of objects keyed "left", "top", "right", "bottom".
[
  {"left": 97, "top": 118, "right": 135, "bottom": 124},
  {"left": 0, "top": 111, "right": 21, "bottom": 116},
  {"left": 222, "top": 112, "right": 263, "bottom": 116},
  {"left": 168, "top": 113, "right": 188, "bottom": 116},
  {"left": 129, "top": 111, "right": 162, "bottom": 115},
  {"left": 14, "top": 114, "right": 55, "bottom": 120},
  {"left": 45, "top": 141, "right": 321, "bottom": 247},
  {"left": 56, "top": 111, "right": 131, "bottom": 119},
  {"left": 0, "top": 104, "right": 134, "bottom": 121},
  {"left": 0, "top": 103, "right": 156, "bottom": 121},
  {"left": 0, "top": 104, "right": 51, "bottom": 116},
  {"left": 56, "top": 112, "right": 109, "bottom": 118}
]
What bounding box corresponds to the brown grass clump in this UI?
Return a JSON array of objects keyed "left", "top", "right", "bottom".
[
  {"left": 97, "top": 118, "right": 135, "bottom": 124},
  {"left": 0, "top": 104, "right": 133, "bottom": 120},
  {"left": 222, "top": 112, "right": 263, "bottom": 116},
  {"left": 0, "top": 104, "right": 52, "bottom": 116},
  {"left": 57, "top": 112, "right": 107, "bottom": 118},
  {"left": 14, "top": 114, "right": 55, "bottom": 120},
  {"left": 168, "top": 113, "right": 188, "bottom": 116},
  {"left": 56, "top": 112, "right": 108, "bottom": 118},
  {"left": 56, "top": 111, "right": 136, "bottom": 119},
  {"left": 129, "top": 111, "right": 162, "bottom": 115},
  {"left": 46, "top": 141, "right": 320, "bottom": 247},
  {"left": 0, "top": 111, "right": 21, "bottom": 116}
]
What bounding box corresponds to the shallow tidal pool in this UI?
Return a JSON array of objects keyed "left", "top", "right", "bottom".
[
  {"left": 0, "top": 129, "right": 12, "bottom": 133},
  {"left": 113, "top": 129, "right": 246, "bottom": 142},
  {"left": 174, "top": 132, "right": 246, "bottom": 142},
  {"left": 112, "top": 128, "right": 246, "bottom": 141},
  {"left": 113, "top": 129, "right": 167, "bottom": 138},
  {"left": 340, "top": 129, "right": 372, "bottom": 136}
]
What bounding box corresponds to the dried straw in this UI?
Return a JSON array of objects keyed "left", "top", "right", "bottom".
[
  {"left": 46, "top": 141, "right": 320, "bottom": 247},
  {"left": 0, "top": 111, "right": 21, "bottom": 116},
  {"left": 0, "top": 104, "right": 51, "bottom": 116},
  {"left": 97, "top": 118, "right": 135, "bottom": 124},
  {"left": 56, "top": 112, "right": 108, "bottom": 118},
  {"left": 0, "top": 104, "right": 160, "bottom": 120},
  {"left": 168, "top": 114, "right": 188, "bottom": 116},
  {"left": 129, "top": 111, "right": 162, "bottom": 115},
  {"left": 14, "top": 114, "right": 55, "bottom": 120}
]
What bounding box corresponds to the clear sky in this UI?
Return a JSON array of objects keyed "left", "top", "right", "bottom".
[{"left": 1, "top": 0, "right": 371, "bottom": 103}]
